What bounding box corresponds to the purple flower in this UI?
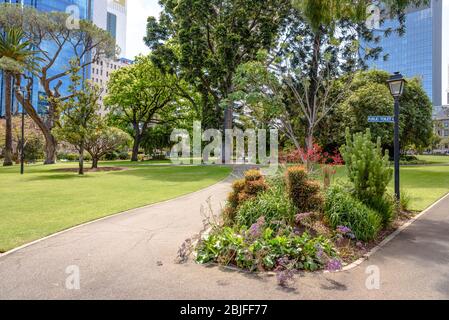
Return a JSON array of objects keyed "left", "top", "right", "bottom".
[
  {"left": 276, "top": 256, "right": 291, "bottom": 268},
  {"left": 248, "top": 216, "right": 265, "bottom": 238},
  {"left": 336, "top": 226, "right": 352, "bottom": 234},
  {"left": 347, "top": 232, "right": 356, "bottom": 240},
  {"left": 275, "top": 268, "right": 295, "bottom": 287},
  {"left": 315, "top": 244, "right": 324, "bottom": 259},
  {"left": 356, "top": 241, "right": 365, "bottom": 249},
  {"left": 326, "top": 258, "right": 343, "bottom": 272},
  {"left": 293, "top": 227, "right": 302, "bottom": 235}
]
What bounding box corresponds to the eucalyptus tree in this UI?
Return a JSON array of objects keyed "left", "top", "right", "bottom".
[{"left": 0, "top": 3, "right": 116, "bottom": 164}]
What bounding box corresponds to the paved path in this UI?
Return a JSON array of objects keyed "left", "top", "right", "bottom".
[{"left": 0, "top": 169, "right": 448, "bottom": 300}]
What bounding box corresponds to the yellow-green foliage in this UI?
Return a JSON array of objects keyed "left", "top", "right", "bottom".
[{"left": 224, "top": 169, "right": 268, "bottom": 225}]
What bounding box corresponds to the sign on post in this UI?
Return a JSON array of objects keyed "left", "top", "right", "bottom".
[{"left": 368, "top": 116, "right": 394, "bottom": 123}]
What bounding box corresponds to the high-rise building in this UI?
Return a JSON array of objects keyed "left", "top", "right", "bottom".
[
  {"left": 365, "top": 0, "right": 449, "bottom": 108},
  {"left": 0, "top": 0, "right": 93, "bottom": 116},
  {"left": 92, "top": 0, "right": 127, "bottom": 57},
  {"left": 91, "top": 0, "right": 128, "bottom": 111}
]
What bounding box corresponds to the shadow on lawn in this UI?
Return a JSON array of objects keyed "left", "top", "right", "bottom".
[{"left": 106, "top": 165, "right": 232, "bottom": 183}]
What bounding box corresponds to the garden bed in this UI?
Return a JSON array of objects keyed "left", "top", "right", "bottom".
[{"left": 189, "top": 130, "right": 416, "bottom": 286}]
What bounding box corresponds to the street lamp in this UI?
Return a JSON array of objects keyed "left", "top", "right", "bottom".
[
  {"left": 387, "top": 72, "right": 406, "bottom": 201},
  {"left": 19, "top": 87, "right": 27, "bottom": 175}
]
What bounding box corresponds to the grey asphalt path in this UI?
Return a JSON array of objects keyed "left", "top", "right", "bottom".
[{"left": 0, "top": 168, "right": 448, "bottom": 300}]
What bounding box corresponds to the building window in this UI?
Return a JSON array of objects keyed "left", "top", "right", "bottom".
[{"left": 107, "top": 12, "right": 117, "bottom": 40}]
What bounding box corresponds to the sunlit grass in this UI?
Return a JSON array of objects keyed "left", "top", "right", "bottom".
[{"left": 0, "top": 161, "right": 231, "bottom": 252}]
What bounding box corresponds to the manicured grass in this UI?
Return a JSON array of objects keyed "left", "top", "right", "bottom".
[
  {"left": 330, "top": 164, "right": 449, "bottom": 212},
  {"left": 416, "top": 155, "right": 449, "bottom": 164},
  {"left": 0, "top": 161, "right": 231, "bottom": 252}
]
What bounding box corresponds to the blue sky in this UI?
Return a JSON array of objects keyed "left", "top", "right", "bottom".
[{"left": 126, "top": 0, "right": 161, "bottom": 59}]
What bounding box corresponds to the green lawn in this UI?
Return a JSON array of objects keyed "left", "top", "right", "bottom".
[
  {"left": 416, "top": 155, "right": 449, "bottom": 164},
  {"left": 331, "top": 164, "right": 449, "bottom": 212},
  {"left": 0, "top": 161, "right": 231, "bottom": 252}
]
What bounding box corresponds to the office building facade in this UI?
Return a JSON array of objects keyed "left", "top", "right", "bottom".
[
  {"left": 1, "top": 0, "right": 129, "bottom": 116},
  {"left": 0, "top": 0, "right": 93, "bottom": 116},
  {"left": 365, "top": 0, "right": 449, "bottom": 108}
]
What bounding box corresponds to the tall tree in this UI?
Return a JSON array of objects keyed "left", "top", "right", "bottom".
[
  {"left": 55, "top": 63, "right": 102, "bottom": 175},
  {"left": 0, "top": 28, "right": 38, "bottom": 166},
  {"left": 0, "top": 4, "right": 115, "bottom": 164},
  {"left": 105, "top": 56, "right": 178, "bottom": 162},
  {"left": 144, "top": 0, "right": 291, "bottom": 131}
]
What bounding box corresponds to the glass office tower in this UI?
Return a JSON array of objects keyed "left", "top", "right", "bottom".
[
  {"left": 365, "top": 0, "right": 449, "bottom": 108},
  {"left": 0, "top": 0, "right": 93, "bottom": 116}
]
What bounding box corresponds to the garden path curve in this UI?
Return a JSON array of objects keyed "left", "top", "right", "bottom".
[{"left": 0, "top": 167, "right": 448, "bottom": 300}]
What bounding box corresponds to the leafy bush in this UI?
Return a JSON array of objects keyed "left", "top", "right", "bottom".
[
  {"left": 340, "top": 128, "right": 392, "bottom": 202},
  {"left": 366, "top": 195, "right": 395, "bottom": 227},
  {"left": 118, "top": 151, "right": 130, "bottom": 160},
  {"left": 399, "top": 189, "right": 412, "bottom": 212},
  {"left": 340, "top": 128, "right": 394, "bottom": 224},
  {"left": 105, "top": 152, "right": 119, "bottom": 161},
  {"left": 224, "top": 170, "right": 268, "bottom": 225},
  {"left": 286, "top": 166, "right": 323, "bottom": 212},
  {"left": 196, "top": 226, "right": 337, "bottom": 272},
  {"left": 23, "top": 136, "right": 44, "bottom": 162},
  {"left": 324, "top": 186, "right": 382, "bottom": 241},
  {"left": 235, "top": 186, "right": 296, "bottom": 227}
]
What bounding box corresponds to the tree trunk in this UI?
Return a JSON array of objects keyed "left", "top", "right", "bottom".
[
  {"left": 78, "top": 143, "right": 84, "bottom": 175},
  {"left": 13, "top": 76, "right": 57, "bottom": 165},
  {"left": 91, "top": 156, "right": 99, "bottom": 169},
  {"left": 43, "top": 133, "right": 57, "bottom": 165},
  {"left": 131, "top": 135, "right": 140, "bottom": 162},
  {"left": 305, "top": 31, "right": 321, "bottom": 155},
  {"left": 3, "top": 72, "right": 13, "bottom": 166}
]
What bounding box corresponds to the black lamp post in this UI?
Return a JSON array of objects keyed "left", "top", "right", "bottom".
[
  {"left": 19, "top": 87, "right": 26, "bottom": 175},
  {"left": 387, "top": 72, "right": 406, "bottom": 201}
]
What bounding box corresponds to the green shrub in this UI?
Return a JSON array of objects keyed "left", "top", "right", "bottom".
[
  {"left": 65, "top": 153, "right": 79, "bottom": 161},
  {"left": 196, "top": 226, "right": 337, "bottom": 272},
  {"left": 399, "top": 189, "right": 412, "bottom": 212},
  {"left": 235, "top": 186, "right": 296, "bottom": 227},
  {"left": 286, "top": 166, "right": 323, "bottom": 212},
  {"left": 224, "top": 170, "right": 268, "bottom": 225},
  {"left": 340, "top": 128, "right": 393, "bottom": 204},
  {"left": 105, "top": 152, "right": 119, "bottom": 161},
  {"left": 23, "top": 136, "right": 44, "bottom": 162},
  {"left": 324, "top": 185, "right": 382, "bottom": 241},
  {"left": 118, "top": 151, "right": 130, "bottom": 160},
  {"left": 366, "top": 195, "right": 395, "bottom": 226}
]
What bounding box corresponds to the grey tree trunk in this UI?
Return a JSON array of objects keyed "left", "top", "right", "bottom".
[
  {"left": 78, "top": 144, "right": 84, "bottom": 175},
  {"left": 3, "top": 72, "right": 13, "bottom": 166}
]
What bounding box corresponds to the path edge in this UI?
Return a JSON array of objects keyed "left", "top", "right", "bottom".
[{"left": 340, "top": 192, "right": 449, "bottom": 272}]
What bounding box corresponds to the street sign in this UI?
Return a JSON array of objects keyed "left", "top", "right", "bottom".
[{"left": 368, "top": 116, "right": 394, "bottom": 123}]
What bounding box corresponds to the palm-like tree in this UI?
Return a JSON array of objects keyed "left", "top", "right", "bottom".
[{"left": 0, "top": 28, "right": 36, "bottom": 166}]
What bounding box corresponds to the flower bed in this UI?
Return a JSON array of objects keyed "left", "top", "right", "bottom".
[{"left": 193, "top": 130, "right": 416, "bottom": 286}]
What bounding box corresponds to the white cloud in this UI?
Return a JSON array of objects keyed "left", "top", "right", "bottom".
[{"left": 126, "top": 0, "right": 161, "bottom": 60}]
